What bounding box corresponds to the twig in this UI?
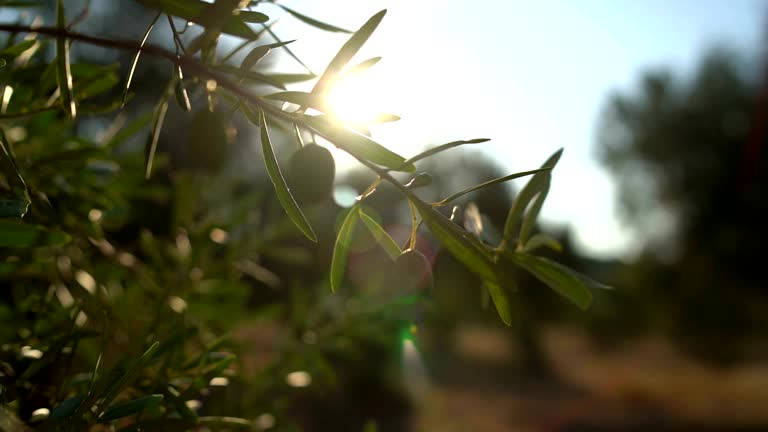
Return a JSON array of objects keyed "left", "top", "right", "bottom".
[{"left": 67, "top": 0, "right": 91, "bottom": 30}]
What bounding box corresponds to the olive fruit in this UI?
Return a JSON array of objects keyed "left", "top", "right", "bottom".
[
  {"left": 288, "top": 144, "right": 336, "bottom": 204},
  {"left": 390, "top": 249, "right": 434, "bottom": 293},
  {"left": 188, "top": 109, "right": 228, "bottom": 173}
]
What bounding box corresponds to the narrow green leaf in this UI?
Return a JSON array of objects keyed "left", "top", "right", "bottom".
[
  {"left": 500, "top": 148, "right": 563, "bottom": 250},
  {"left": 239, "top": 100, "right": 260, "bottom": 125},
  {"left": 0, "top": 220, "right": 70, "bottom": 247},
  {"left": 341, "top": 56, "right": 381, "bottom": 78},
  {"left": 217, "top": 66, "right": 288, "bottom": 89},
  {"left": 405, "top": 173, "right": 432, "bottom": 189},
  {"left": 311, "top": 9, "right": 387, "bottom": 97},
  {"left": 260, "top": 73, "right": 317, "bottom": 85},
  {"left": 411, "top": 198, "right": 496, "bottom": 282},
  {"left": 99, "top": 394, "right": 163, "bottom": 422},
  {"left": 123, "top": 12, "right": 160, "bottom": 107},
  {"left": 434, "top": 168, "right": 550, "bottom": 206},
  {"left": 258, "top": 108, "right": 317, "bottom": 242},
  {"left": 278, "top": 4, "right": 352, "bottom": 33},
  {"left": 373, "top": 113, "right": 400, "bottom": 123},
  {"left": 484, "top": 282, "right": 512, "bottom": 326},
  {"left": 164, "top": 386, "right": 198, "bottom": 422},
  {"left": 50, "top": 395, "right": 85, "bottom": 419},
  {"left": 303, "top": 114, "right": 414, "bottom": 172},
  {"left": 330, "top": 205, "right": 359, "bottom": 291},
  {"left": 259, "top": 22, "right": 314, "bottom": 75},
  {"left": 56, "top": 0, "right": 76, "bottom": 118},
  {"left": 359, "top": 209, "right": 401, "bottom": 260},
  {"left": 144, "top": 99, "right": 169, "bottom": 179},
  {"left": 173, "top": 65, "right": 191, "bottom": 112},
  {"left": 400, "top": 138, "right": 489, "bottom": 167},
  {"left": 503, "top": 252, "right": 602, "bottom": 309},
  {"left": 238, "top": 10, "right": 269, "bottom": 24},
  {"left": 138, "top": 0, "right": 259, "bottom": 39},
  {"left": 264, "top": 91, "right": 324, "bottom": 111},
  {"left": 199, "top": 417, "right": 252, "bottom": 429},
  {"left": 0, "top": 40, "right": 37, "bottom": 59},
  {"left": 0, "top": 128, "right": 30, "bottom": 217},
  {"left": 240, "top": 40, "right": 295, "bottom": 73},
  {"left": 93, "top": 342, "right": 160, "bottom": 417},
  {"left": 518, "top": 186, "right": 548, "bottom": 245},
  {"left": 104, "top": 111, "right": 153, "bottom": 149},
  {"left": 521, "top": 233, "right": 563, "bottom": 253}
]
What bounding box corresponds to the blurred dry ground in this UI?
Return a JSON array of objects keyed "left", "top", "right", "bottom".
[{"left": 414, "top": 326, "right": 768, "bottom": 432}]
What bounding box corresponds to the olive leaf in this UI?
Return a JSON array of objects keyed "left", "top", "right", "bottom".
[
  {"left": 330, "top": 205, "right": 360, "bottom": 291},
  {"left": 257, "top": 108, "right": 317, "bottom": 242},
  {"left": 359, "top": 209, "right": 401, "bottom": 260},
  {"left": 55, "top": 0, "right": 76, "bottom": 118}
]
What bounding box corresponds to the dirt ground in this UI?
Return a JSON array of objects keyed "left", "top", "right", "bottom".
[{"left": 413, "top": 326, "right": 768, "bottom": 432}]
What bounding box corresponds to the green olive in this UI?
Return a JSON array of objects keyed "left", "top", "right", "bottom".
[
  {"left": 391, "top": 249, "right": 434, "bottom": 293},
  {"left": 188, "top": 109, "right": 228, "bottom": 173},
  {"left": 288, "top": 144, "right": 336, "bottom": 204}
]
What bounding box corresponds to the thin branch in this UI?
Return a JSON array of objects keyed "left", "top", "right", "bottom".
[
  {"left": 166, "top": 15, "right": 188, "bottom": 56},
  {"left": 67, "top": 0, "right": 91, "bottom": 30}
]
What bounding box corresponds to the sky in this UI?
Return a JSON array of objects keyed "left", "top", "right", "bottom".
[{"left": 258, "top": 0, "right": 764, "bottom": 259}]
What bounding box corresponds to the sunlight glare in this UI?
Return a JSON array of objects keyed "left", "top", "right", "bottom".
[
  {"left": 400, "top": 328, "right": 429, "bottom": 400},
  {"left": 324, "top": 72, "right": 385, "bottom": 129}
]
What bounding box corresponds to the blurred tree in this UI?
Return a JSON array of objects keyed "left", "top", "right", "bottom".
[{"left": 597, "top": 47, "right": 768, "bottom": 362}]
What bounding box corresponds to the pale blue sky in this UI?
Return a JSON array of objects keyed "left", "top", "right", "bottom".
[{"left": 263, "top": 0, "right": 763, "bottom": 259}]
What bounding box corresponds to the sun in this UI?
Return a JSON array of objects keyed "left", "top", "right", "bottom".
[{"left": 323, "top": 71, "right": 386, "bottom": 128}]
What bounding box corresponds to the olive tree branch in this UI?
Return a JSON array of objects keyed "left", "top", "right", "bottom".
[{"left": 0, "top": 23, "right": 415, "bottom": 194}]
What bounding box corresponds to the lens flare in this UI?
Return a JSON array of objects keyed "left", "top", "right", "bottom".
[{"left": 400, "top": 327, "right": 429, "bottom": 400}]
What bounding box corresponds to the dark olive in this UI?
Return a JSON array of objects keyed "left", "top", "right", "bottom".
[
  {"left": 288, "top": 144, "right": 336, "bottom": 204},
  {"left": 188, "top": 109, "right": 228, "bottom": 173}
]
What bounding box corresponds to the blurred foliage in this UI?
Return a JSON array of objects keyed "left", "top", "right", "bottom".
[{"left": 596, "top": 47, "right": 768, "bottom": 362}]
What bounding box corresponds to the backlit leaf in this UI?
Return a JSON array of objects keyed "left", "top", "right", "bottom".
[
  {"left": 521, "top": 233, "right": 563, "bottom": 252},
  {"left": 359, "top": 209, "right": 401, "bottom": 260},
  {"left": 144, "top": 98, "right": 169, "bottom": 179},
  {"left": 138, "top": 0, "right": 259, "bottom": 39},
  {"left": 311, "top": 10, "right": 387, "bottom": 97},
  {"left": 123, "top": 12, "right": 160, "bottom": 107},
  {"left": 401, "top": 138, "right": 489, "bottom": 167},
  {"left": 303, "top": 114, "right": 414, "bottom": 172},
  {"left": 405, "top": 173, "right": 432, "bottom": 189},
  {"left": 55, "top": 0, "right": 76, "bottom": 118},
  {"left": 434, "top": 168, "right": 549, "bottom": 206},
  {"left": 0, "top": 40, "right": 37, "bottom": 60},
  {"left": 173, "top": 66, "right": 191, "bottom": 112},
  {"left": 503, "top": 252, "right": 604, "bottom": 309},
  {"left": 241, "top": 40, "right": 295, "bottom": 73},
  {"left": 500, "top": 148, "right": 563, "bottom": 250},
  {"left": 330, "top": 205, "right": 359, "bottom": 291},
  {"left": 238, "top": 10, "right": 269, "bottom": 24},
  {"left": 411, "top": 197, "right": 496, "bottom": 282},
  {"left": 484, "top": 282, "right": 512, "bottom": 326},
  {"left": 278, "top": 4, "right": 352, "bottom": 33},
  {"left": 258, "top": 108, "right": 317, "bottom": 242},
  {"left": 264, "top": 91, "right": 324, "bottom": 111}
]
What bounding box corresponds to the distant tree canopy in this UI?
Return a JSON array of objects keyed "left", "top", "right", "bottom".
[{"left": 597, "top": 47, "right": 768, "bottom": 362}]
